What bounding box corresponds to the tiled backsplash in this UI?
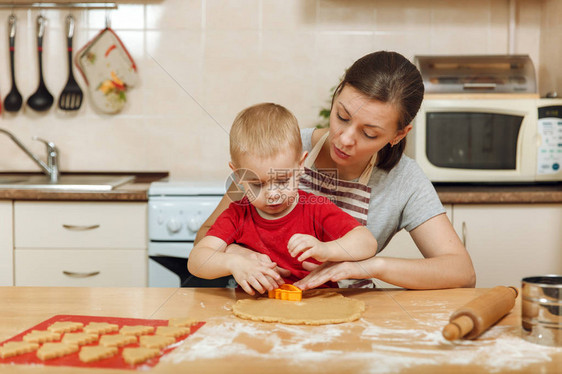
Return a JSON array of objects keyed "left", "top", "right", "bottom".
[{"left": 0, "top": 0, "right": 544, "bottom": 180}]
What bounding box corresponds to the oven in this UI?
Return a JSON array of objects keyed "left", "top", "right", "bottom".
[{"left": 147, "top": 181, "right": 236, "bottom": 288}]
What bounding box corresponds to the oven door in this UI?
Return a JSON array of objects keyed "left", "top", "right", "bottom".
[
  {"left": 409, "top": 98, "right": 538, "bottom": 183},
  {"left": 148, "top": 242, "right": 236, "bottom": 288}
]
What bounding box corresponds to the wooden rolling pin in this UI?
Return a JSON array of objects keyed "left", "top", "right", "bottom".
[{"left": 442, "top": 286, "right": 518, "bottom": 341}]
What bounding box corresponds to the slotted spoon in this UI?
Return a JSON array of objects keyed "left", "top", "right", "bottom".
[{"left": 58, "top": 15, "right": 83, "bottom": 111}]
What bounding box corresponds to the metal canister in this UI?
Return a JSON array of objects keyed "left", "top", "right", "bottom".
[{"left": 522, "top": 275, "right": 562, "bottom": 346}]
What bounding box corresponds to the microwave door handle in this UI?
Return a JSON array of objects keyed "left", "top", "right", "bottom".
[{"left": 463, "top": 83, "right": 497, "bottom": 90}]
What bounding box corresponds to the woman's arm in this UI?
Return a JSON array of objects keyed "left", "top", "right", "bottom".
[{"left": 294, "top": 213, "right": 476, "bottom": 290}]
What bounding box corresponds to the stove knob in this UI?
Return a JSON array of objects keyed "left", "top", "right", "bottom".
[
  {"left": 167, "top": 218, "right": 182, "bottom": 233},
  {"left": 187, "top": 216, "right": 203, "bottom": 233}
]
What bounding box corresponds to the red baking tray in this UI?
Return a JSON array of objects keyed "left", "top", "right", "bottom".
[{"left": 0, "top": 314, "right": 205, "bottom": 370}]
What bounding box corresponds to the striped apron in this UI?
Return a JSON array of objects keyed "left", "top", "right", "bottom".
[{"left": 299, "top": 132, "right": 376, "bottom": 288}]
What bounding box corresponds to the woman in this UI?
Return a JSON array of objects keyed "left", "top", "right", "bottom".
[{"left": 196, "top": 51, "right": 476, "bottom": 291}]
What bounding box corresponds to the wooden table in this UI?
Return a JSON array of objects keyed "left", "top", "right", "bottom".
[{"left": 0, "top": 287, "right": 560, "bottom": 374}]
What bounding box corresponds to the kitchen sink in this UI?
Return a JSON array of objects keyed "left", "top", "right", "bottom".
[{"left": 0, "top": 174, "right": 135, "bottom": 191}]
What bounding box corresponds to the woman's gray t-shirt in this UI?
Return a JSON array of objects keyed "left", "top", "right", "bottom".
[{"left": 301, "top": 127, "right": 445, "bottom": 252}]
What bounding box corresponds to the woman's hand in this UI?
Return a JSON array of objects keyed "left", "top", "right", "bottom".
[
  {"left": 287, "top": 234, "right": 333, "bottom": 262},
  {"left": 294, "top": 260, "right": 375, "bottom": 290},
  {"left": 227, "top": 254, "right": 285, "bottom": 295}
]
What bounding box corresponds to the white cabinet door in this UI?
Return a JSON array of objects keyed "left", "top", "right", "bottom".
[
  {"left": 376, "top": 205, "right": 453, "bottom": 288},
  {"left": 14, "top": 201, "right": 148, "bottom": 287},
  {"left": 452, "top": 204, "right": 562, "bottom": 288},
  {"left": 0, "top": 201, "right": 13, "bottom": 286},
  {"left": 14, "top": 201, "right": 147, "bottom": 249},
  {"left": 15, "top": 249, "right": 146, "bottom": 287}
]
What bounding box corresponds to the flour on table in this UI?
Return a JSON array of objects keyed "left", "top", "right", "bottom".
[{"left": 163, "top": 316, "right": 560, "bottom": 373}]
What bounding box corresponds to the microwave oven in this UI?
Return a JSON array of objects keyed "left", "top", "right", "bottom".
[{"left": 406, "top": 97, "right": 562, "bottom": 183}]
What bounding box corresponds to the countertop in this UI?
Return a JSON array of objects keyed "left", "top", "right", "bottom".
[
  {"left": 435, "top": 183, "right": 562, "bottom": 204},
  {"left": 0, "top": 172, "right": 167, "bottom": 202},
  {"left": 0, "top": 287, "right": 560, "bottom": 374}
]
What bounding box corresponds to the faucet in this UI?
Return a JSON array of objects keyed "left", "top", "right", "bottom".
[{"left": 0, "top": 128, "right": 60, "bottom": 182}]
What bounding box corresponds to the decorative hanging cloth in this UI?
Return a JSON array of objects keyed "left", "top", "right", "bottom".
[{"left": 75, "top": 28, "right": 137, "bottom": 114}]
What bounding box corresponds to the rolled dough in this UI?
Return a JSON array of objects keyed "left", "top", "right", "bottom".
[{"left": 232, "top": 291, "right": 365, "bottom": 325}]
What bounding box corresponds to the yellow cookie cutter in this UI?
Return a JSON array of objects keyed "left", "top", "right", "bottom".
[{"left": 268, "top": 284, "right": 302, "bottom": 301}]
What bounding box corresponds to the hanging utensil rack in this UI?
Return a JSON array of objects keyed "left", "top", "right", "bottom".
[{"left": 0, "top": 3, "right": 117, "bottom": 9}]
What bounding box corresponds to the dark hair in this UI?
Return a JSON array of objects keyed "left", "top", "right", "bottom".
[{"left": 331, "top": 51, "right": 424, "bottom": 171}]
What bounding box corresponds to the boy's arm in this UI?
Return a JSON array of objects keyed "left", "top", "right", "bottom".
[
  {"left": 187, "top": 236, "right": 233, "bottom": 279},
  {"left": 188, "top": 236, "right": 284, "bottom": 295},
  {"left": 288, "top": 226, "right": 377, "bottom": 263}
]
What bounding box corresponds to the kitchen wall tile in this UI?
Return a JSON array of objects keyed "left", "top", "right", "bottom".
[
  {"left": 259, "top": 31, "right": 318, "bottom": 126},
  {"left": 488, "top": 0, "right": 509, "bottom": 54},
  {"left": 146, "top": 0, "right": 203, "bottom": 30},
  {"left": 430, "top": 0, "right": 492, "bottom": 54},
  {"left": 262, "top": 0, "right": 316, "bottom": 32},
  {"left": 200, "top": 30, "right": 262, "bottom": 128},
  {"left": 51, "top": 117, "right": 150, "bottom": 171},
  {"left": 515, "top": 0, "right": 541, "bottom": 69},
  {"left": 541, "top": 0, "right": 562, "bottom": 30},
  {"left": 316, "top": 0, "right": 375, "bottom": 32},
  {"left": 373, "top": 0, "right": 432, "bottom": 33},
  {"left": 314, "top": 32, "right": 375, "bottom": 104},
  {"left": 372, "top": 31, "right": 431, "bottom": 62},
  {"left": 87, "top": 5, "right": 145, "bottom": 30},
  {"left": 205, "top": 0, "right": 260, "bottom": 31},
  {"left": 145, "top": 29, "right": 205, "bottom": 116},
  {"left": 143, "top": 116, "right": 231, "bottom": 180}
]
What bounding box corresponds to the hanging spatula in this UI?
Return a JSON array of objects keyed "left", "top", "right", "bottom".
[{"left": 58, "top": 15, "right": 83, "bottom": 111}]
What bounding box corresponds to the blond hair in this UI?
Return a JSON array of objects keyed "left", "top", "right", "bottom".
[{"left": 230, "top": 103, "right": 302, "bottom": 166}]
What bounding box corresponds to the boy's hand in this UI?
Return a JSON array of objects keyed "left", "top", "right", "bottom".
[
  {"left": 226, "top": 243, "right": 292, "bottom": 280},
  {"left": 228, "top": 254, "right": 284, "bottom": 296},
  {"left": 287, "top": 233, "right": 333, "bottom": 262}
]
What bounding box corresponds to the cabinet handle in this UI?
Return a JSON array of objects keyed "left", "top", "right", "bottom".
[
  {"left": 461, "top": 221, "right": 467, "bottom": 247},
  {"left": 63, "top": 270, "right": 100, "bottom": 278},
  {"left": 62, "top": 224, "right": 100, "bottom": 231}
]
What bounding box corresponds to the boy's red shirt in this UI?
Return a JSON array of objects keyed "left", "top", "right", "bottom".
[{"left": 206, "top": 190, "right": 362, "bottom": 285}]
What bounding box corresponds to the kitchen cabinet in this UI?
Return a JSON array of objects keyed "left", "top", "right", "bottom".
[
  {"left": 452, "top": 204, "right": 562, "bottom": 288},
  {"left": 0, "top": 201, "right": 13, "bottom": 286},
  {"left": 382, "top": 204, "right": 562, "bottom": 289},
  {"left": 13, "top": 201, "right": 147, "bottom": 287}
]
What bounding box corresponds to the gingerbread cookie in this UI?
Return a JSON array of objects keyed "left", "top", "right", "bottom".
[
  {"left": 83, "top": 322, "right": 119, "bottom": 335},
  {"left": 0, "top": 341, "right": 39, "bottom": 358},
  {"left": 79, "top": 346, "right": 118, "bottom": 363},
  {"left": 47, "top": 321, "right": 84, "bottom": 334},
  {"left": 119, "top": 325, "right": 154, "bottom": 336},
  {"left": 99, "top": 334, "right": 137, "bottom": 347},
  {"left": 155, "top": 326, "right": 190, "bottom": 338},
  {"left": 139, "top": 335, "right": 175, "bottom": 349},
  {"left": 122, "top": 347, "right": 160, "bottom": 365},
  {"left": 23, "top": 330, "right": 61, "bottom": 343},
  {"left": 62, "top": 332, "right": 99, "bottom": 346},
  {"left": 36, "top": 342, "right": 79, "bottom": 361},
  {"left": 168, "top": 318, "right": 199, "bottom": 327}
]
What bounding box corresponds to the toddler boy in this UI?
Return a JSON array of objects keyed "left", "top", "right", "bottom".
[{"left": 188, "top": 103, "right": 377, "bottom": 295}]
